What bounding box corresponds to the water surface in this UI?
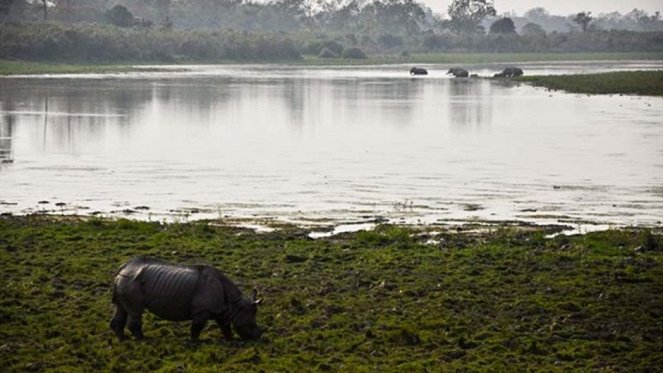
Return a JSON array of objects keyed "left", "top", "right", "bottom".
[{"left": 1, "top": 62, "right": 662, "bottom": 231}]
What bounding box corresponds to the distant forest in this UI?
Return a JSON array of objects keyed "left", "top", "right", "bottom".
[{"left": 1, "top": 0, "right": 662, "bottom": 62}]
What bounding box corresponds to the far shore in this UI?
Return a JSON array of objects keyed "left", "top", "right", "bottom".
[{"left": 2, "top": 52, "right": 663, "bottom": 76}]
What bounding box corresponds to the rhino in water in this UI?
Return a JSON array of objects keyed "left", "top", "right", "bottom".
[
  {"left": 447, "top": 68, "right": 469, "bottom": 78},
  {"left": 410, "top": 67, "right": 428, "bottom": 75},
  {"left": 494, "top": 67, "right": 524, "bottom": 78},
  {"left": 110, "top": 257, "right": 262, "bottom": 341}
]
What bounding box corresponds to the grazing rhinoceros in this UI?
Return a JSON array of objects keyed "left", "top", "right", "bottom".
[
  {"left": 410, "top": 67, "right": 428, "bottom": 75},
  {"left": 110, "top": 257, "right": 263, "bottom": 341},
  {"left": 447, "top": 68, "right": 469, "bottom": 77},
  {"left": 494, "top": 67, "right": 524, "bottom": 78}
]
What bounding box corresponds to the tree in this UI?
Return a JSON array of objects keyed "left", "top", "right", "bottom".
[
  {"left": 448, "top": 0, "right": 496, "bottom": 34},
  {"left": 524, "top": 7, "right": 548, "bottom": 20},
  {"left": 521, "top": 22, "right": 546, "bottom": 37},
  {"left": 106, "top": 5, "right": 134, "bottom": 27},
  {"left": 155, "top": 0, "right": 171, "bottom": 25},
  {"left": 51, "top": 0, "right": 106, "bottom": 22},
  {"left": 40, "top": 0, "right": 47, "bottom": 20},
  {"left": 0, "top": 0, "right": 14, "bottom": 15},
  {"left": 489, "top": 17, "right": 515, "bottom": 34},
  {"left": 573, "top": 11, "right": 593, "bottom": 32}
]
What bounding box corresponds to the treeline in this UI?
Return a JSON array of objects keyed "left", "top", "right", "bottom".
[
  {"left": 0, "top": 0, "right": 662, "bottom": 62},
  {"left": 497, "top": 7, "right": 663, "bottom": 34},
  {"left": 1, "top": 22, "right": 662, "bottom": 63},
  {"left": 419, "top": 30, "right": 663, "bottom": 53},
  {"left": 3, "top": 1, "right": 662, "bottom": 33},
  {"left": 0, "top": 22, "right": 301, "bottom": 61}
]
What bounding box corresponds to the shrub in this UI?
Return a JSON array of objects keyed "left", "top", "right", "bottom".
[
  {"left": 521, "top": 22, "right": 546, "bottom": 38},
  {"left": 106, "top": 5, "right": 134, "bottom": 28},
  {"left": 0, "top": 23, "right": 302, "bottom": 62},
  {"left": 341, "top": 47, "right": 367, "bottom": 59},
  {"left": 318, "top": 47, "right": 338, "bottom": 58},
  {"left": 321, "top": 40, "right": 344, "bottom": 56},
  {"left": 490, "top": 17, "right": 516, "bottom": 34},
  {"left": 378, "top": 33, "right": 404, "bottom": 49}
]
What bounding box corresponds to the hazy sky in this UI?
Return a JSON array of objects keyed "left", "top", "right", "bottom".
[{"left": 425, "top": 0, "right": 662, "bottom": 17}]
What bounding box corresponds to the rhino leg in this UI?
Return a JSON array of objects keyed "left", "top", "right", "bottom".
[
  {"left": 114, "top": 273, "right": 146, "bottom": 339},
  {"left": 191, "top": 311, "right": 211, "bottom": 340},
  {"left": 215, "top": 316, "right": 232, "bottom": 340},
  {"left": 127, "top": 313, "right": 144, "bottom": 339},
  {"left": 110, "top": 305, "right": 128, "bottom": 340},
  {"left": 121, "top": 298, "right": 145, "bottom": 339}
]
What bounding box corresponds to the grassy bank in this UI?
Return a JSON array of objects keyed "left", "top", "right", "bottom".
[
  {"left": 298, "top": 52, "right": 663, "bottom": 66},
  {"left": 2, "top": 52, "right": 663, "bottom": 75},
  {"left": 0, "top": 60, "right": 156, "bottom": 76},
  {"left": 362, "top": 52, "right": 663, "bottom": 66},
  {"left": 0, "top": 216, "right": 661, "bottom": 371},
  {"left": 517, "top": 70, "right": 663, "bottom": 96}
]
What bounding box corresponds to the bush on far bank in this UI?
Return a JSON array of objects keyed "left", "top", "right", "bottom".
[
  {"left": 1, "top": 22, "right": 661, "bottom": 63},
  {"left": 341, "top": 47, "right": 367, "bottom": 59},
  {"left": 0, "top": 22, "right": 302, "bottom": 62}
]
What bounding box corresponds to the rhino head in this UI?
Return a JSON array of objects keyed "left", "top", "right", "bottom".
[{"left": 232, "top": 289, "right": 263, "bottom": 340}]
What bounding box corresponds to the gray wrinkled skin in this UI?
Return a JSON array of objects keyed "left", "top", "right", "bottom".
[
  {"left": 494, "top": 67, "right": 524, "bottom": 78},
  {"left": 110, "top": 257, "right": 262, "bottom": 341},
  {"left": 447, "top": 68, "right": 469, "bottom": 77}
]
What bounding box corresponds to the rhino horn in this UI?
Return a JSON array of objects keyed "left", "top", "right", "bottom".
[{"left": 250, "top": 288, "right": 264, "bottom": 304}]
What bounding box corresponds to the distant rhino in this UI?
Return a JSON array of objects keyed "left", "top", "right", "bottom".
[
  {"left": 494, "top": 67, "right": 524, "bottom": 78},
  {"left": 447, "top": 68, "right": 469, "bottom": 77},
  {"left": 410, "top": 67, "right": 428, "bottom": 75},
  {"left": 110, "top": 257, "right": 263, "bottom": 341}
]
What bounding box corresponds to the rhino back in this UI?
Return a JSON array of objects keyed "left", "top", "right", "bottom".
[{"left": 140, "top": 263, "right": 200, "bottom": 321}]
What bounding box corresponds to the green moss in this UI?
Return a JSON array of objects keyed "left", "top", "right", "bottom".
[
  {"left": 0, "top": 216, "right": 661, "bottom": 371},
  {"left": 517, "top": 70, "right": 663, "bottom": 96}
]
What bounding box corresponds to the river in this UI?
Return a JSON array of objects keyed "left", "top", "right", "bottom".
[{"left": 1, "top": 61, "right": 662, "bottom": 233}]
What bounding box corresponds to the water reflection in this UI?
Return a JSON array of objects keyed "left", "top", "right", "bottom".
[
  {"left": 0, "top": 65, "right": 661, "bottom": 229},
  {"left": 447, "top": 79, "right": 493, "bottom": 130},
  {"left": 0, "top": 105, "right": 13, "bottom": 163}
]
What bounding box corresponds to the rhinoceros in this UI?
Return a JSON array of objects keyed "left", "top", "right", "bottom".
[
  {"left": 110, "top": 257, "right": 262, "bottom": 341},
  {"left": 494, "top": 67, "right": 524, "bottom": 78},
  {"left": 410, "top": 67, "right": 428, "bottom": 75},
  {"left": 447, "top": 67, "right": 469, "bottom": 78}
]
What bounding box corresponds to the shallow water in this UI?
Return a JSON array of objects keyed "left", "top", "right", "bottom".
[{"left": 1, "top": 62, "right": 662, "bottom": 231}]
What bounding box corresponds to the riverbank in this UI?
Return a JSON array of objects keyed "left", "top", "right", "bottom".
[
  {"left": 2, "top": 52, "right": 663, "bottom": 75},
  {"left": 1, "top": 215, "right": 661, "bottom": 371},
  {"left": 517, "top": 70, "right": 663, "bottom": 96},
  {"left": 0, "top": 59, "right": 160, "bottom": 76}
]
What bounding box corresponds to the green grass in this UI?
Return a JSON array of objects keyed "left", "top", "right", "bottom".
[
  {"left": 517, "top": 70, "right": 663, "bottom": 96},
  {"left": 2, "top": 52, "right": 662, "bottom": 75},
  {"left": 1, "top": 215, "right": 661, "bottom": 371}
]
